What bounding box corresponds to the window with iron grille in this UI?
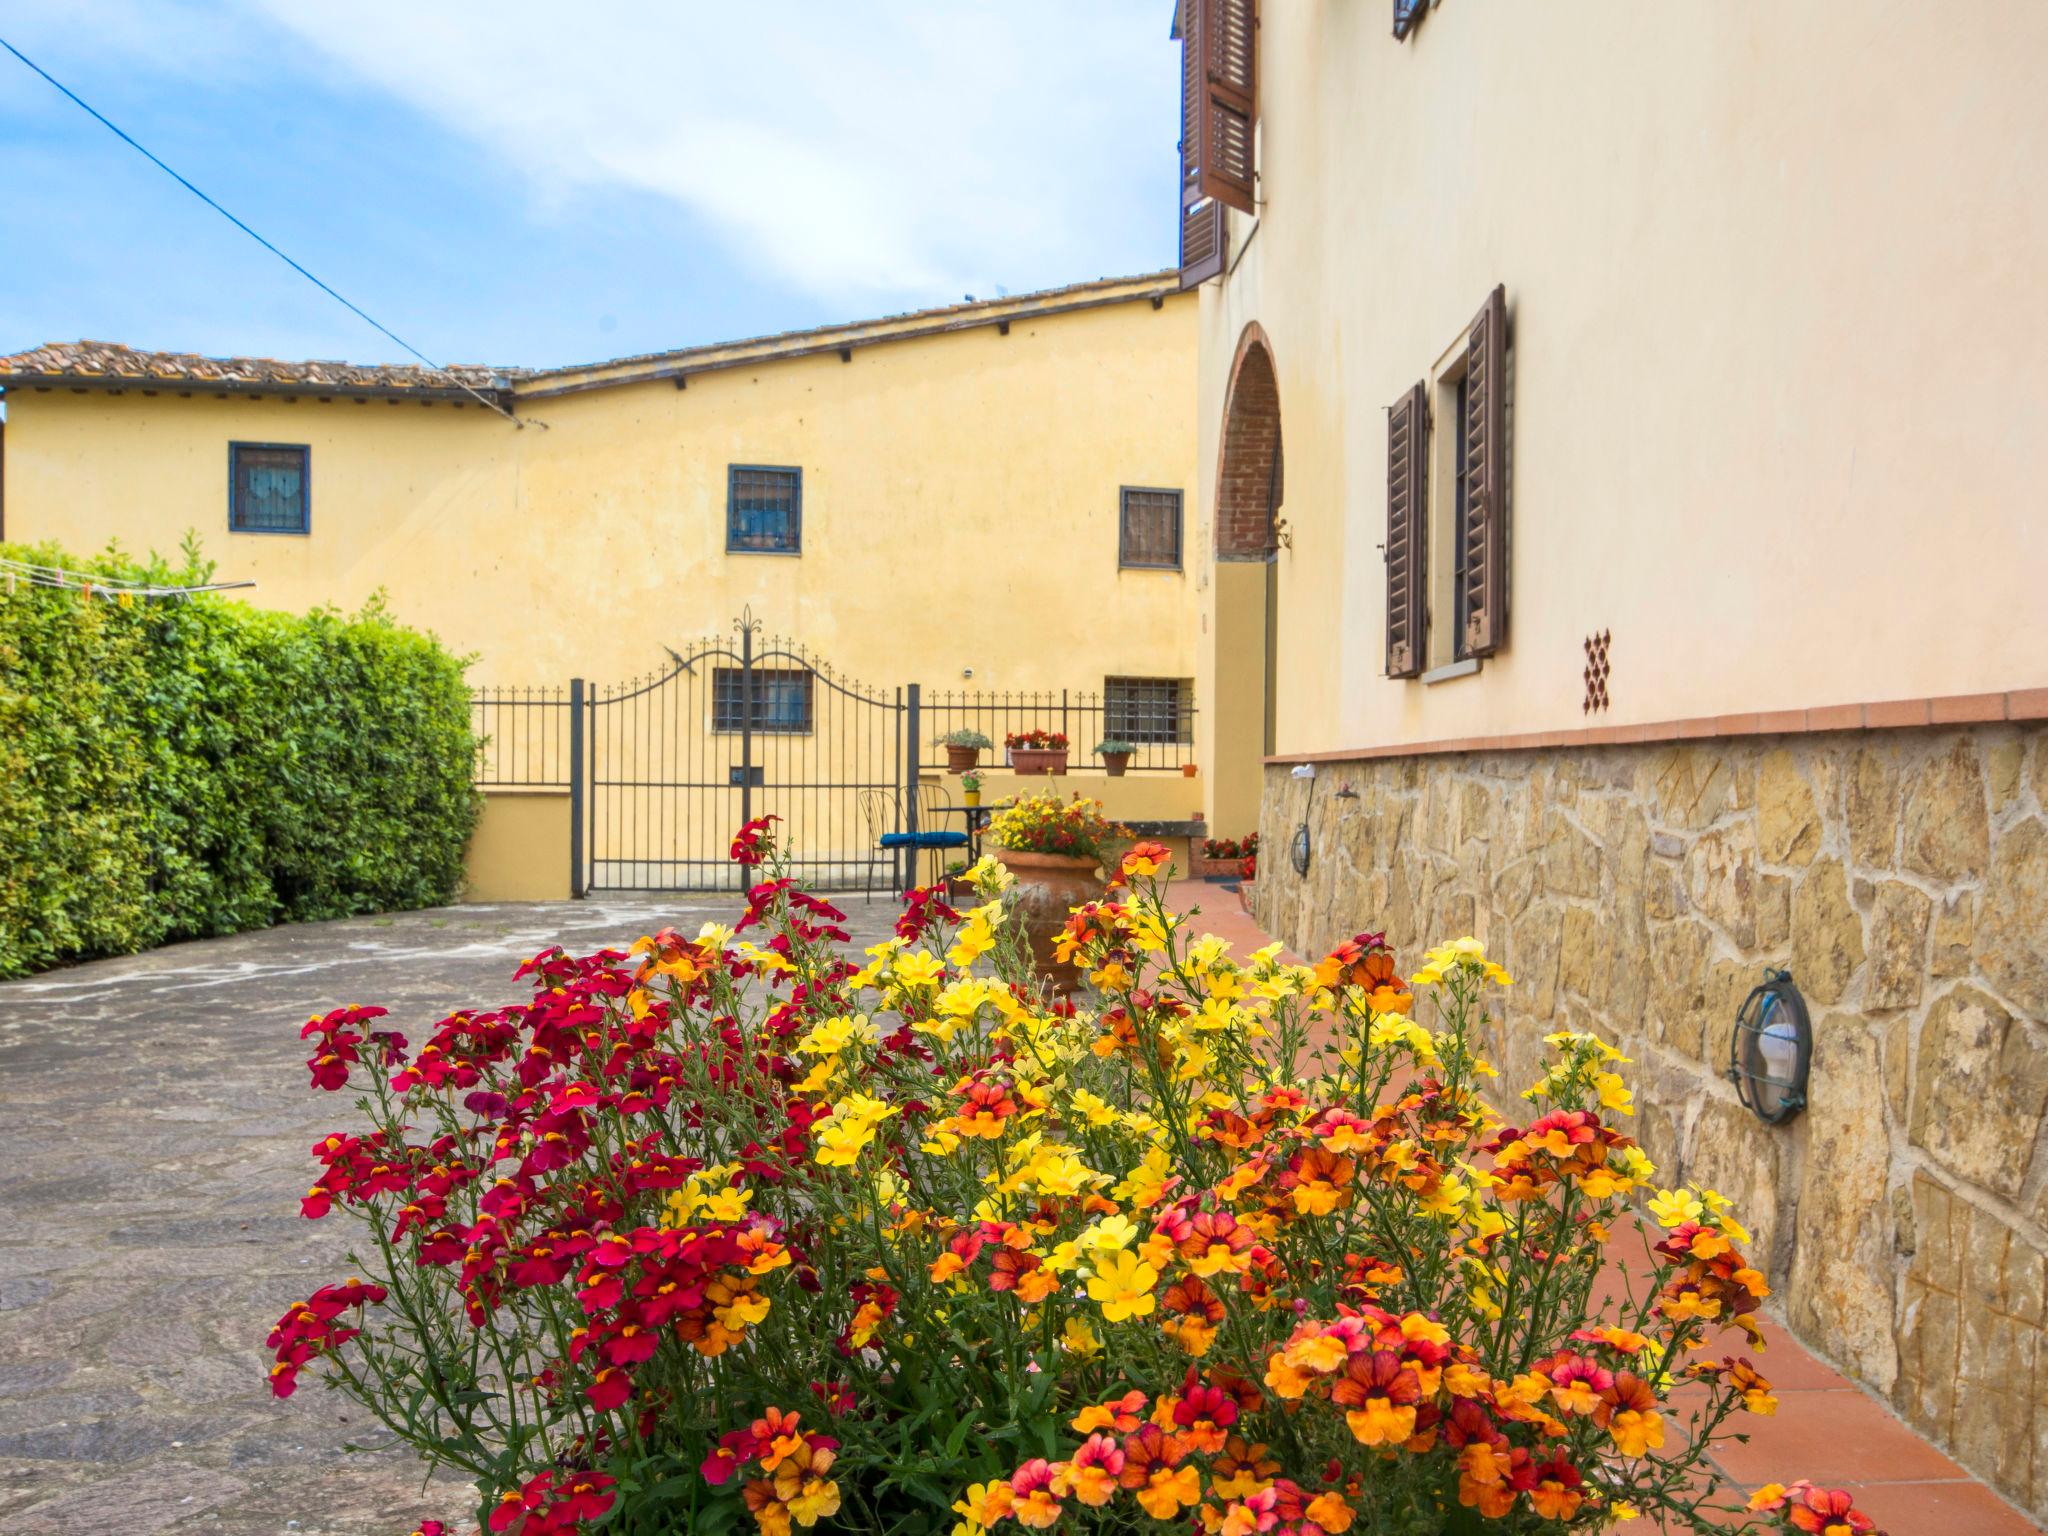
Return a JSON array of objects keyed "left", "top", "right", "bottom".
[
  {"left": 727, "top": 465, "right": 802, "bottom": 554},
  {"left": 229, "top": 443, "right": 309, "bottom": 534},
  {"left": 712, "top": 667, "right": 813, "bottom": 734},
  {"left": 1104, "top": 676, "right": 1191, "bottom": 745},
  {"left": 1119, "top": 487, "right": 1184, "bottom": 570}
]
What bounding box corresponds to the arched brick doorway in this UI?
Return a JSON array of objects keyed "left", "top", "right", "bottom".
[{"left": 1213, "top": 328, "right": 1283, "bottom": 791}]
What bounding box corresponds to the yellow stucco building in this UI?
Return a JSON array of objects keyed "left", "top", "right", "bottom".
[
  {"left": 1171, "top": 0, "right": 2048, "bottom": 1516},
  {"left": 2, "top": 275, "right": 1214, "bottom": 897}
]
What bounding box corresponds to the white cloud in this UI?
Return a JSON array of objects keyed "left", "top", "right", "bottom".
[{"left": 225, "top": 0, "right": 1180, "bottom": 309}]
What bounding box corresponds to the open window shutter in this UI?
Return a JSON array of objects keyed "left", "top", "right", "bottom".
[
  {"left": 1385, "top": 382, "right": 1429, "bottom": 678},
  {"left": 1461, "top": 284, "right": 1509, "bottom": 656},
  {"left": 1193, "top": 0, "right": 1257, "bottom": 214},
  {"left": 1179, "top": 200, "right": 1225, "bottom": 288}
]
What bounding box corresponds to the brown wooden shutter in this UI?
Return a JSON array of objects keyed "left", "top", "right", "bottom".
[
  {"left": 1179, "top": 199, "right": 1225, "bottom": 288},
  {"left": 1385, "top": 381, "right": 1429, "bottom": 678},
  {"left": 1461, "top": 284, "right": 1509, "bottom": 656},
  {"left": 1191, "top": 0, "right": 1257, "bottom": 215}
]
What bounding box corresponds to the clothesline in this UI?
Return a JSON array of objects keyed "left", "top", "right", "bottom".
[{"left": 0, "top": 555, "right": 256, "bottom": 603}]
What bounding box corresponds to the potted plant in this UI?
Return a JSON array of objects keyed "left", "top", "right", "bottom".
[
  {"left": 1095, "top": 738, "right": 1136, "bottom": 776},
  {"left": 960, "top": 770, "right": 983, "bottom": 807},
  {"left": 1005, "top": 728, "right": 1069, "bottom": 776},
  {"left": 987, "top": 791, "right": 1125, "bottom": 990},
  {"left": 1181, "top": 761, "right": 1199, "bottom": 778},
  {"left": 1196, "top": 835, "right": 1244, "bottom": 879},
  {"left": 942, "top": 858, "right": 977, "bottom": 899},
  {"left": 937, "top": 728, "right": 992, "bottom": 775}
]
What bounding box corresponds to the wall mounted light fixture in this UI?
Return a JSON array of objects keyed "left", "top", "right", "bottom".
[{"left": 1727, "top": 970, "right": 1811, "bottom": 1125}]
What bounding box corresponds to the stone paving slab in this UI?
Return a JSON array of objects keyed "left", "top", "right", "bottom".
[{"left": 0, "top": 895, "right": 905, "bottom": 1536}]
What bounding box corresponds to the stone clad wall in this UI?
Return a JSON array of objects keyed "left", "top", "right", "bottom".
[{"left": 1254, "top": 724, "right": 2048, "bottom": 1517}]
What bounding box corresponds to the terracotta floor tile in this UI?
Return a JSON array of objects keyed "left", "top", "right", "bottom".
[
  {"left": 1707, "top": 1388, "right": 1967, "bottom": 1489},
  {"left": 1836, "top": 1478, "right": 2044, "bottom": 1534}
]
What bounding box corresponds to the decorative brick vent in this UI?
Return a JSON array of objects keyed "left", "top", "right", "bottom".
[{"left": 1583, "top": 630, "right": 1611, "bottom": 713}]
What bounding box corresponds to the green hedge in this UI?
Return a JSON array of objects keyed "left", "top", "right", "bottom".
[{"left": 0, "top": 539, "right": 480, "bottom": 978}]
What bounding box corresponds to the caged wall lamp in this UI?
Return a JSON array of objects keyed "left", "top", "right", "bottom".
[{"left": 1727, "top": 969, "right": 1812, "bottom": 1125}]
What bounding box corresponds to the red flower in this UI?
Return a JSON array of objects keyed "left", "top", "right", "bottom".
[{"left": 729, "top": 816, "right": 780, "bottom": 866}]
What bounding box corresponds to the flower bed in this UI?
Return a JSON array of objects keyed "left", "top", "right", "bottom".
[{"left": 271, "top": 819, "right": 1881, "bottom": 1536}]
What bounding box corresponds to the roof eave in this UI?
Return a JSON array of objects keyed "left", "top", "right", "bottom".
[
  {"left": 517, "top": 276, "right": 1183, "bottom": 402},
  {"left": 0, "top": 372, "right": 514, "bottom": 407}
]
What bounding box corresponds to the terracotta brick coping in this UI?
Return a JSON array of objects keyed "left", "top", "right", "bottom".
[{"left": 1264, "top": 688, "right": 2048, "bottom": 767}]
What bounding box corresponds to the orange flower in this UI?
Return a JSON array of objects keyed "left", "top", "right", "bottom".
[
  {"left": 1133, "top": 1463, "right": 1201, "bottom": 1521},
  {"left": 1073, "top": 1390, "right": 1148, "bottom": 1435}
]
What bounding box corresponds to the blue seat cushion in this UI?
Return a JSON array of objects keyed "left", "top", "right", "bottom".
[{"left": 878, "top": 830, "right": 970, "bottom": 850}]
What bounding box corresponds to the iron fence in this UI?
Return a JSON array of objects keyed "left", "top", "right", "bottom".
[
  {"left": 916, "top": 686, "right": 1197, "bottom": 773},
  {"left": 466, "top": 651, "right": 1197, "bottom": 895},
  {"left": 471, "top": 684, "right": 573, "bottom": 787}
]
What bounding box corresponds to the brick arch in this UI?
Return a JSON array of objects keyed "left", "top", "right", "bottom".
[{"left": 1216, "top": 324, "right": 1283, "bottom": 561}]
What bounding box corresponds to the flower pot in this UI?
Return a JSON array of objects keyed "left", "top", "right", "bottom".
[
  {"left": 1010, "top": 747, "right": 1069, "bottom": 777},
  {"left": 993, "top": 847, "right": 1104, "bottom": 993},
  {"left": 1193, "top": 856, "right": 1239, "bottom": 879},
  {"left": 945, "top": 745, "right": 982, "bottom": 775},
  {"left": 1100, "top": 751, "right": 1132, "bottom": 777},
  {"left": 1237, "top": 880, "right": 1256, "bottom": 916},
  {"left": 963, "top": 789, "right": 981, "bottom": 807},
  {"left": 1180, "top": 763, "right": 1198, "bottom": 778}
]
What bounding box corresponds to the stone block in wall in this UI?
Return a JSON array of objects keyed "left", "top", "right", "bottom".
[
  {"left": 1910, "top": 984, "right": 2048, "bottom": 1200},
  {"left": 1684, "top": 1096, "right": 1786, "bottom": 1267},
  {"left": 1787, "top": 1014, "right": 1899, "bottom": 1391},
  {"left": 1901, "top": 740, "right": 1990, "bottom": 884},
  {"left": 1758, "top": 749, "right": 1822, "bottom": 866},
  {"left": 1686, "top": 821, "right": 1758, "bottom": 949},
  {"left": 1789, "top": 857, "right": 1865, "bottom": 1004},
  {"left": 1898, "top": 1173, "right": 2048, "bottom": 1511},
  {"left": 1540, "top": 810, "right": 1603, "bottom": 901},
  {"left": 1847, "top": 745, "right": 1902, "bottom": 868},
  {"left": 1930, "top": 891, "right": 1976, "bottom": 978},
  {"left": 1979, "top": 817, "right": 2048, "bottom": 1019},
  {"left": 1644, "top": 918, "right": 1712, "bottom": 1061},
  {"left": 1651, "top": 746, "right": 1734, "bottom": 831},
  {"left": 1864, "top": 879, "right": 1933, "bottom": 1009}
]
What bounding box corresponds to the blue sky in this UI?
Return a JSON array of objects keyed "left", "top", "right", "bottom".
[{"left": 0, "top": 2, "right": 1180, "bottom": 372}]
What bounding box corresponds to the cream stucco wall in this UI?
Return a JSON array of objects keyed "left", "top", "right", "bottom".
[
  {"left": 5, "top": 293, "right": 1200, "bottom": 703},
  {"left": 1194, "top": 0, "right": 2048, "bottom": 760}
]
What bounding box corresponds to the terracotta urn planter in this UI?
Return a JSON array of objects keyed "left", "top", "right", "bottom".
[
  {"left": 1010, "top": 747, "right": 1069, "bottom": 777},
  {"left": 1099, "top": 750, "right": 1133, "bottom": 777},
  {"left": 945, "top": 745, "right": 982, "bottom": 775},
  {"left": 994, "top": 847, "right": 1104, "bottom": 992}
]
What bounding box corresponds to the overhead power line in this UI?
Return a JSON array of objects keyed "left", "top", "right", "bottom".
[{"left": 0, "top": 35, "right": 526, "bottom": 427}]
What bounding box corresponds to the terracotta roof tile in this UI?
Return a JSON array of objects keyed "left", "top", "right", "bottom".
[{"left": 0, "top": 340, "right": 525, "bottom": 397}]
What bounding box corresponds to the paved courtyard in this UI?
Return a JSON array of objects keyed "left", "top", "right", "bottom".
[{"left": 0, "top": 895, "right": 904, "bottom": 1536}]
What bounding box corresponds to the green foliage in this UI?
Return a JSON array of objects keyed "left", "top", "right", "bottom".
[{"left": 0, "top": 537, "right": 480, "bottom": 978}]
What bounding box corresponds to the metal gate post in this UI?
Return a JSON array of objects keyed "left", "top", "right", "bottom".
[
  {"left": 739, "top": 620, "right": 755, "bottom": 831},
  {"left": 903, "top": 683, "right": 921, "bottom": 892},
  {"left": 568, "top": 677, "right": 586, "bottom": 898}
]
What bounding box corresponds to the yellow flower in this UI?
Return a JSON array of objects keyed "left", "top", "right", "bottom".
[
  {"left": 1609, "top": 1408, "right": 1665, "bottom": 1457},
  {"left": 1080, "top": 1214, "right": 1139, "bottom": 1255},
  {"left": 1647, "top": 1188, "right": 1704, "bottom": 1228},
  {"left": 1595, "top": 1071, "right": 1635, "bottom": 1115},
  {"left": 1084, "top": 1250, "right": 1160, "bottom": 1322},
  {"left": 1068, "top": 1089, "right": 1119, "bottom": 1127},
  {"left": 1059, "top": 1315, "right": 1102, "bottom": 1357}
]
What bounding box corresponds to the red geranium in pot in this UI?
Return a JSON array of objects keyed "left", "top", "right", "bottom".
[{"left": 1005, "top": 728, "right": 1069, "bottom": 776}]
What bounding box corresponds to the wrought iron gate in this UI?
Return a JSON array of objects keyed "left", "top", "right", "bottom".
[{"left": 573, "top": 614, "right": 911, "bottom": 894}]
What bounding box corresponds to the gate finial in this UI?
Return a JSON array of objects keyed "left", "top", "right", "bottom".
[{"left": 733, "top": 606, "right": 764, "bottom": 638}]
